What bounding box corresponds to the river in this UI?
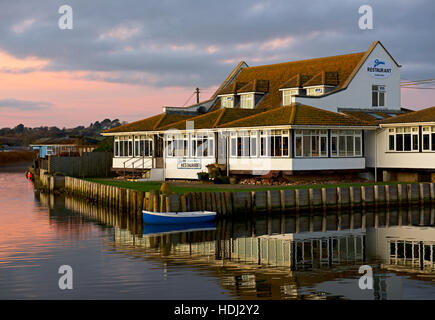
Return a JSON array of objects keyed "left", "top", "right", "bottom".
[{"left": 1, "top": 168, "right": 435, "bottom": 300}]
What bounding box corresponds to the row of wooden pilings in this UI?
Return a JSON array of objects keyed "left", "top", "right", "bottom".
[{"left": 63, "top": 177, "right": 435, "bottom": 220}]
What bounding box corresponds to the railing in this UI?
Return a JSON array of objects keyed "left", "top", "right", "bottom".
[{"left": 123, "top": 156, "right": 153, "bottom": 179}]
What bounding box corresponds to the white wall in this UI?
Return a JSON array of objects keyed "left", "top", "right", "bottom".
[
  {"left": 292, "top": 157, "right": 365, "bottom": 171},
  {"left": 376, "top": 129, "right": 435, "bottom": 169},
  {"left": 165, "top": 157, "right": 216, "bottom": 179},
  {"left": 113, "top": 157, "right": 153, "bottom": 169},
  {"left": 295, "top": 43, "right": 401, "bottom": 112},
  {"left": 229, "top": 157, "right": 292, "bottom": 173}
]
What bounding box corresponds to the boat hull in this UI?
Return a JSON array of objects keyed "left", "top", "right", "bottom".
[{"left": 142, "top": 210, "right": 216, "bottom": 224}]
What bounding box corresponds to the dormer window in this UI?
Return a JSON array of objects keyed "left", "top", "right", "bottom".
[
  {"left": 221, "top": 95, "right": 234, "bottom": 108},
  {"left": 305, "top": 86, "right": 324, "bottom": 96},
  {"left": 240, "top": 93, "right": 254, "bottom": 109},
  {"left": 281, "top": 88, "right": 299, "bottom": 106}
]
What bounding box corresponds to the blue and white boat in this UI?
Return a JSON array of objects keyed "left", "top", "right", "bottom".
[{"left": 142, "top": 210, "right": 216, "bottom": 224}]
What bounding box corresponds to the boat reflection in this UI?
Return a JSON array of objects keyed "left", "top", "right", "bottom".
[{"left": 142, "top": 222, "right": 216, "bottom": 236}]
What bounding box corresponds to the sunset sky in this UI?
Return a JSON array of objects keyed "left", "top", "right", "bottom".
[{"left": 0, "top": 0, "right": 434, "bottom": 128}]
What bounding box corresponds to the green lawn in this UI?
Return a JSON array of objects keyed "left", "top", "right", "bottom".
[{"left": 85, "top": 178, "right": 403, "bottom": 194}]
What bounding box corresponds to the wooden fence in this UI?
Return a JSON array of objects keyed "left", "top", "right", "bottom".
[{"left": 63, "top": 176, "right": 435, "bottom": 220}]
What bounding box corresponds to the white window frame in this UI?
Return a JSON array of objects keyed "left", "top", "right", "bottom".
[
  {"left": 221, "top": 95, "right": 234, "bottom": 108},
  {"left": 282, "top": 89, "right": 298, "bottom": 106},
  {"left": 190, "top": 132, "right": 214, "bottom": 158},
  {"left": 229, "top": 130, "right": 259, "bottom": 158},
  {"left": 388, "top": 126, "right": 419, "bottom": 152},
  {"left": 422, "top": 126, "right": 435, "bottom": 152},
  {"left": 330, "top": 130, "right": 363, "bottom": 157},
  {"left": 294, "top": 129, "right": 328, "bottom": 158},
  {"left": 240, "top": 93, "right": 254, "bottom": 109},
  {"left": 259, "top": 129, "right": 289, "bottom": 158},
  {"left": 372, "top": 85, "right": 386, "bottom": 107},
  {"left": 116, "top": 135, "right": 133, "bottom": 157}
]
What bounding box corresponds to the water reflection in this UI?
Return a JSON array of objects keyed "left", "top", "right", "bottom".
[{"left": 37, "top": 191, "right": 435, "bottom": 300}]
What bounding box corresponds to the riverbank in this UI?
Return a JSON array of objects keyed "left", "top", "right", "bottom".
[
  {"left": 86, "top": 178, "right": 403, "bottom": 194},
  {"left": 29, "top": 166, "right": 435, "bottom": 219}
]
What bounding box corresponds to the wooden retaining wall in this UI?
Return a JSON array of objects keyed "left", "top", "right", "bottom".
[{"left": 62, "top": 177, "right": 435, "bottom": 221}]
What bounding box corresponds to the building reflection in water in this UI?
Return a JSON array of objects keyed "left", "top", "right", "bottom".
[{"left": 37, "top": 191, "right": 435, "bottom": 300}]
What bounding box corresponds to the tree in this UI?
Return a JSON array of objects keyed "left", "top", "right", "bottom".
[{"left": 14, "top": 124, "right": 25, "bottom": 133}]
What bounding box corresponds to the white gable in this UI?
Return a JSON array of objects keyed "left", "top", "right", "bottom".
[{"left": 294, "top": 42, "right": 401, "bottom": 112}]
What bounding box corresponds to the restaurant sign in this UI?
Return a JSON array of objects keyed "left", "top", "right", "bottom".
[
  {"left": 366, "top": 59, "right": 393, "bottom": 79},
  {"left": 177, "top": 158, "right": 202, "bottom": 169}
]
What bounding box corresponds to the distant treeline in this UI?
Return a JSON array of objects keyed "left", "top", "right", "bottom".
[{"left": 0, "top": 119, "right": 125, "bottom": 147}]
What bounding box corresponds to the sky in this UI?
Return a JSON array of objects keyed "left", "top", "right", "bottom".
[{"left": 0, "top": 0, "right": 434, "bottom": 128}]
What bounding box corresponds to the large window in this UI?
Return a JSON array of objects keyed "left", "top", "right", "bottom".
[
  {"left": 240, "top": 94, "right": 254, "bottom": 109},
  {"left": 166, "top": 134, "right": 189, "bottom": 157},
  {"left": 372, "top": 85, "right": 385, "bottom": 107},
  {"left": 191, "top": 133, "right": 214, "bottom": 158},
  {"left": 388, "top": 127, "right": 419, "bottom": 152},
  {"left": 295, "top": 130, "right": 328, "bottom": 157},
  {"left": 221, "top": 95, "right": 234, "bottom": 108},
  {"left": 259, "top": 130, "right": 289, "bottom": 157},
  {"left": 331, "top": 130, "right": 362, "bottom": 157},
  {"left": 134, "top": 135, "right": 153, "bottom": 157},
  {"left": 115, "top": 136, "right": 133, "bottom": 157},
  {"left": 230, "top": 131, "right": 258, "bottom": 157},
  {"left": 422, "top": 126, "right": 435, "bottom": 152}
]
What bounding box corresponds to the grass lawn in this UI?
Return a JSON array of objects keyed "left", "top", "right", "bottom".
[{"left": 85, "top": 178, "right": 403, "bottom": 194}]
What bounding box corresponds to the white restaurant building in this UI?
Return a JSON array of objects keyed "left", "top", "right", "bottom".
[{"left": 102, "top": 41, "right": 435, "bottom": 182}]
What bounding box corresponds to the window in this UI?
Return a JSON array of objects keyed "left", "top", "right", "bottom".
[
  {"left": 230, "top": 131, "right": 258, "bottom": 157},
  {"left": 132, "top": 135, "right": 153, "bottom": 157},
  {"left": 387, "top": 127, "right": 419, "bottom": 152},
  {"left": 240, "top": 94, "right": 254, "bottom": 109},
  {"left": 422, "top": 126, "right": 435, "bottom": 152},
  {"left": 306, "top": 87, "right": 323, "bottom": 96},
  {"left": 166, "top": 134, "right": 189, "bottom": 157},
  {"left": 372, "top": 85, "right": 385, "bottom": 107},
  {"left": 190, "top": 133, "right": 214, "bottom": 158},
  {"left": 115, "top": 136, "right": 133, "bottom": 157},
  {"left": 282, "top": 89, "right": 298, "bottom": 106},
  {"left": 294, "top": 130, "right": 328, "bottom": 157},
  {"left": 330, "top": 130, "right": 363, "bottom": 157},
  {"left": 221, "top": 95, "right": 234, "bottom": 108},
  {"left": 47, "top": 146, "right": 56, "bottom": 156},
  {"left": 114, "top": 139, "right": 119, "bottom": 156},
  {"left": 259, "top": 130, "right": 289, "bottom": 157}
]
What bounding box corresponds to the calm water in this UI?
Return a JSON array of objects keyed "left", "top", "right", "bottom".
[{"left": 2, "top": 169, "right": 435, "bottom": 300}]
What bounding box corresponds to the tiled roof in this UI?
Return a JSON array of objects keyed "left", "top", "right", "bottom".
[
  {"left": 217, "top": 104, "right": 373, "bottom": 128},
  {"left": 237, "top": 80, "right": 270, "bottom": 93},
  {"left": 212, "top": 51, "right": 366, "bottom": 111},
  {"left": 340, "top": 109, "right": 409, "bottom": 124},
  {"left": 103, "top": 113, "right": 193, "bottom": 133},
  {"left": 380, "top": 106, "right": 435, "bottom": 124},
  {"left": 303, "top": 71, "right": 339, "bottom": 87},
  {"left": 218, "top": 81, "right": 249, "bottom": 95},
  {"left": 280, "top": 74, "right": 312, "bottom": 89},
  {"left": 160, "top": 108, "right": 263, "bottom": 130}
]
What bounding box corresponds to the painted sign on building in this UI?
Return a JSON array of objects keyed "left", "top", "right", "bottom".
[
  {"left": 366, "top": 59, "right": 393, "bottom": 78},
  {"left": 177, "top": 158, "right": 202, "bottom": 169}
]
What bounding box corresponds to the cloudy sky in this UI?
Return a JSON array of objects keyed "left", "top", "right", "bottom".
[{"left": 0, "top": 0, "right": 434, "bottom": 128}]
